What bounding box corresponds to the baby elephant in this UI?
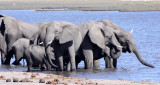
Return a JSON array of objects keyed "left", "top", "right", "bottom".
[{"left": 24, "top": 45, "right": 53, "bottom": 72}]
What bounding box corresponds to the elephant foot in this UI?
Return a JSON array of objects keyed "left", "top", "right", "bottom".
[
  {"left": 12, "top": 61, "right": 20, "bottom": 65},
  {"left": 3, "top": 61, "right": 10, "bottom": 65},
  {"left": 40, "top": 67, "right": 46, "bottom": 71},
  {"left": 93, "top": 67, "right": 100, "bottom": 70},
  {"left": 71, "top": 68, "right": 76, "bottom": 71}
]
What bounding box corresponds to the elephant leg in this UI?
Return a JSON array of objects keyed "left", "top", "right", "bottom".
[
  {"left": 58, "top": 55, "right": 64, "bottom": 71},
  {"left": 12, "top": 50, "right": 23, "bottom": 65},
  {"left": 113, "top": 59, "right": 117, "bottom": 68},
  {"left": 4, "top": 50, "right": 14, "bottom": 65},
  {"left": 93, "top": 59, "right": 100, "bottom": 69},
  {"left": 67, "top": 62, "right": 71, "bottom": 71},
  {"left": 104, "top": 56, "right": 110, "bottom": 68},
  {"left": 104, "top": 56, "right": 114, "bottom": 68},
  {"left": 1, "top": 51, "right": 6, "bottom": 64},
  {"left": 40, "top": 64, "right": 46, "bottom": 71},
  {"left": 26, "top": 58, "right": 33, "bottom": 72},
  {"left": 4, "top": 34, "right": 17, "bottom": 65},
  {"left": 68, "top": 44, "right": 76, "bottom": 71},
  {"left": 83, "top": 49, "right": 93, "bottom": 69},
  {"left": 44, "top": 59, "right": 51, "bottom": 71},
  {"left": 75, "top": 55, "right": 82, "bottom": 69}
]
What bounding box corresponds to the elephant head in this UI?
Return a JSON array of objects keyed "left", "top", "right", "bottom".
[
  {"left": 101, "top": 26, "right": 122, "bottom": 59},
  {"left": 88, "top": 23, "right": 122, "bottom": 59},
  {"left": 44, "top": 21, "right": 79, "bottom": 69},
  {"left": 101, "top": 20, "right": 154, "bottom": 68}
]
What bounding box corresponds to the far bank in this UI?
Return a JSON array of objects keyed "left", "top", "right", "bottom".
[{"left": 0, "top": 0, "right": 160, "bottom": 11}]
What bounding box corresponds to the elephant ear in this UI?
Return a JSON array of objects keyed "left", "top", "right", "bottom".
[
  {"left": 59, "top": 24, "right": 79, "bottom": 44},
  {"left": 3, "top": 16, "right": 19, "bottom": 33},
  {"left": 88, "top": 26, "right": 105, "bottom": 49}
]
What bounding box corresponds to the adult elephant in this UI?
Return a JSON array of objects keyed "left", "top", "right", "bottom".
[
  {"left": 76, "top": 21, "right": 122, "bottom": 69},
  {"left": 99, "top": 19, "right": 154, "bottom": 68},
  {"left": 44, "top": 21, "right": 82, "bottom": 71},
  {"left": 0, "top": 15, "right": 47, "bottom": 64}
]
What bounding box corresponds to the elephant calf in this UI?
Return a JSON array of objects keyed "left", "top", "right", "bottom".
[{"left": 24, "top": 45, "right": 54, "bottom": 72}]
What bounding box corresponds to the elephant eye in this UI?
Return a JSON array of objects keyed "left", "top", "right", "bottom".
[{"left": 55, "top": 29, "right": 59, "bottom": 33}]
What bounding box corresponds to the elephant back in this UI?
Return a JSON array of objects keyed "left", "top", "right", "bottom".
[{"left": 77, "top": 21, "right": 96, "bottom": 39}]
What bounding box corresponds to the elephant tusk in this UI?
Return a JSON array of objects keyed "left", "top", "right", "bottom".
[
  {"left": 48, "top": 40, "right": 52, "bottom": 45},
  {"left": 116, "top": 45, "right": 123, "bottom": 48},
  {"left": 130, "top": 29, "right": 134, "bottom": 33},
  {"left": 39, "top": 42, "right": 43, "bottom": 45}
]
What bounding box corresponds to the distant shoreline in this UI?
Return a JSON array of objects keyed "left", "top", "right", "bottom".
[{"left": 0, "top": 0, "right": 160, "bottom": 11}]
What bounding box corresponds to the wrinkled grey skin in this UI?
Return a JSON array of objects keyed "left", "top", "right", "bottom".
[
  {"left": 76, "top": 21, "right": 122, "bottom": 69},
  {"left": 24, "top": 45, "right": 52, "bottom": 72},
  {"left": 12, "top": 38, "right": 30, "bottom": 65},
  {"left": 99, "top": 20, "right": 154, "bottom": 68},
  {"left": 0, "top": 15, "right": 48, "bottom": 64},
  {"left": 44, "top": 21, "right": 82, "bottom": 71}
]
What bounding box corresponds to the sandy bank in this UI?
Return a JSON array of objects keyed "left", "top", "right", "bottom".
[{"left": 0, "top": 71, "right": 159, "bottom": 85}]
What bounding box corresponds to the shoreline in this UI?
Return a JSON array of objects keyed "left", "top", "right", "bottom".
[
  {"left": 0, "top": 0, "right": 160, "bottom": 11},
  {"left": 0, "top": 71, "right": 160, "bottom": 85}
]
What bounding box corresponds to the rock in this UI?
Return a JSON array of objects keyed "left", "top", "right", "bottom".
[
  {"left": 0, "top": 76, "right": 6, "bottom": 80},
  {"left": 46, "top": 80, "right": 57, "bottom": 84},
  {"left": 19, "top": 78, "right": 29, "bottom": 82},
  {"left": 13, "top": 78, "right": 19, "bottom": 82},
  {"left": 54, "top": 79, "right": 59, "bottom": 82},
  {"left": 39, "top": 79, "right": 45, "bottom": 83},
  {"left": 6, "top": 78, "right": 11, "bottom": 82},
  {"left": 31, "top": 73, "right": 36, "bottom": 78}
]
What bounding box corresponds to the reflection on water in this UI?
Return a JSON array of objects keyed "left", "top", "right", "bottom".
[{"left": 0, "top": 10, "right": 160, "bottom": 82}]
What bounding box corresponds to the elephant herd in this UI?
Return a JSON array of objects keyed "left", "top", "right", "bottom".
[{"left": 0, "top": 15, "right": 154, "bottom": 72}]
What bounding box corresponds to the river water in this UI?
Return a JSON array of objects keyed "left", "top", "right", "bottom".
[{"left": 0, "top": 10, "right": 160, "bottom": 82}]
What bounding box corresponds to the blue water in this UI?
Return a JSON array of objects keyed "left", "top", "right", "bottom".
[{"left": 0, "top": 10, "right": 160, "bottom": 82}]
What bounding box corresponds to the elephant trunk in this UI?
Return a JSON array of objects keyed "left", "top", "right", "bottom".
[
  {"left": 110, "top": 47, "right": 122, "bottom": 59},
  {"left": 110, "top": 35, "right": 122, "bottom": 59},
  {"left": 133, "top": 46, "right": 155, "bottom": 68},
  {"left": 45, "top": 46, "right": 57, "bottom": 68}
]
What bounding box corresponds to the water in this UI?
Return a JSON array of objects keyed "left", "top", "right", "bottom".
[{"left": 0, "top": 10, "right": 160, "bottom": 82}]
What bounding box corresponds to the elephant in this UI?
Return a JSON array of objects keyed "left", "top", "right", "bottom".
[
  {"left": 0, "top": 15, "right": 48, "bottom": 64},
  {"left": 11, "top": 38, "right": 30, "bottom": 65},
  {"left": 76, "top": 21, "right": 122, "bottom": 69},
  {"left": 44, "top": 21, "right": 82, "bottom": 71},
  {"left": 24, "top": 45, "right": 53, "bottom": 72},
  {"left": 29, "top": 24, "right": 48, "bottom": 46},
  {"left": 98, "top": 19, "right": 154, "bottom": 68}
]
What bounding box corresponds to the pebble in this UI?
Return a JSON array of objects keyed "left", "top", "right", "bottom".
[
  {"left": 13, "top": 78, "right": 19, "bottom": 82},
  {"left": 19, "top": 78, "right": 29, "bottom": 82},
  {"left": 39, "top": 79, "right": 45, "bottom": 83},
  {"left": 6, "top": 78, "right": 11, "bottom": 82}
]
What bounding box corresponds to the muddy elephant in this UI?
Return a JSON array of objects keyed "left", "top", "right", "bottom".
[
  {"left": 44, "top": 21, "right": 82, "bottom": 71},
  {"left": 0, "top": 15, "right": 48, "bottom": 64},
  {"left": 99, "top": 20, "right": 154, "bottom": 68},
  {"left": 76, "top": 21, "right": 122, "bottom": 69}
]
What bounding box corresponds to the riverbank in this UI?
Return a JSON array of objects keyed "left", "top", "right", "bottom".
[
  {"left": 0, "top": 0, "right": 160, "bottom": 11},
  {"left": 0, "top": 71, "right": 159, "bottom": 85}
]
